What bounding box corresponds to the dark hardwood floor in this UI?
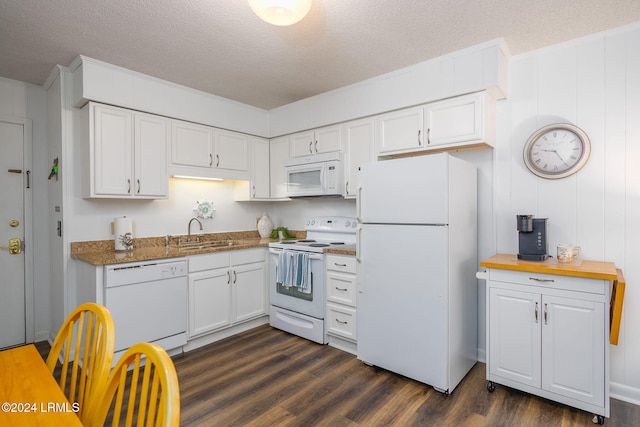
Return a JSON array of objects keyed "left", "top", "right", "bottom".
[{"left": 37, "top": 324, "right": 640, "bottom": 426}]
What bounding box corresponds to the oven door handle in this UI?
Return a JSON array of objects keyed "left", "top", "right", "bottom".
[{"left": 269, "top": 248, "right": 324, "bottom": 260}]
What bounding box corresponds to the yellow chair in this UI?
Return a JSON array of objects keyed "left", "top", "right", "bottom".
[
  {"left": 86, "top": 342, "right": 180, "bottom": 427},
  {"left": 46, "top": 302, "right": 115, "bottom": 423}
]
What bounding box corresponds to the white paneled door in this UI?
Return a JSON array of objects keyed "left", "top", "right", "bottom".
[{"left": 0, "top": 120, "right": 26, "bottom": 348}]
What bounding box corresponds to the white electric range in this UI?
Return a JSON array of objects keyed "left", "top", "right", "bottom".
[{"left": 268, "top": 217, "right": 357, "bottom": 343}]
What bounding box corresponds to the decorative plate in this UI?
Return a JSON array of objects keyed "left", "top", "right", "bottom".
[{"left": 194, "top": 200, "right": 215, "bottom": 219}]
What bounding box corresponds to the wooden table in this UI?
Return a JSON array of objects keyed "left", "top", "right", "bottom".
[{"left": 0, "top": 344, "right": 83, "bottom": 426}]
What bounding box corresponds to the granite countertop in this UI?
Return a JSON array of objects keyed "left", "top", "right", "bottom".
[
  {"left": 72, "top": 231, "right": 357, "bottom": 266},
  {"left": 324, "top": 244, "right": 357, "bottom": 256}
]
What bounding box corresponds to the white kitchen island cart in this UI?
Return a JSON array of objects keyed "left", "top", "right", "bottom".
[{"left": 478, "top": 254, "right": 624, "bottom": 425}]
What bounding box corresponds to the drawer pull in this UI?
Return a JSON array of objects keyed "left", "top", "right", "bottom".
[
  {"left": 336, "top": 319, "right": 348, "bottom": 325},
  {"left": 334, "top": 263, "right": 347, "bottom": 267},
  {"left": 335, "top": 287, "right": 348, "bottom": 291},
  {"left": 529, "top": 277, "right": 554, "bottom": 283}
]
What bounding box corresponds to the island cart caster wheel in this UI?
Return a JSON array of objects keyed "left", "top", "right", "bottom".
[
  {"left": 592, "top": 414, "right": 604, "bottom": 424},
  {"left": 486, "top": 381, "right": 495, "bottom": 392}
]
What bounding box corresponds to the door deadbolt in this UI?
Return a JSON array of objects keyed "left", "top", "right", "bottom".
[
  {"left": 9, "top": 220, "right": 19, "bottom": 227},
  {"left": 1, "top": 238, "right": 22, "bottom": 255}
]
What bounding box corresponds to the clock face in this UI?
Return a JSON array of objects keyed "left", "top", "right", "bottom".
[{"left": 523, "top": 124, "right": 591, "bottom": 179}]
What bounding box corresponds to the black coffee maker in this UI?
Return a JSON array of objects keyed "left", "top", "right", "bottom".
[{"left": 516, "top": 215, "right": 549, "bottom": 261}]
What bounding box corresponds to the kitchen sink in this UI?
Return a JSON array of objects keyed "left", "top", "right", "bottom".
[{"left": 178, "top": 241, "right": 236, "bottom": 251}]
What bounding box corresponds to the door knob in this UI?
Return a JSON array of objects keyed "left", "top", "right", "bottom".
[{"left": 0, "top": 238, "right": 22, "bottom": 255}]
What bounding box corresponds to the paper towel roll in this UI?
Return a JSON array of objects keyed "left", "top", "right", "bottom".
[{"left": 114, "top": 216, "right": 133, "bottom": 251}]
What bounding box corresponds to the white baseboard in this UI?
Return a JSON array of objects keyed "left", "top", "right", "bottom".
[
  {"left": 35, "top": 330, "right": 53, "bottom": 344},
  {"left": 182, "top": 316, "right": 269, "bottom": 353},
  {"left": 610, "top": 381, "right": 640, "bottom": 406}
]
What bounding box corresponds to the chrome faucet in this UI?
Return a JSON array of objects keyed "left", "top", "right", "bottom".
[{"left": 187, "top": 217, "right": 203, "bottom": 243}]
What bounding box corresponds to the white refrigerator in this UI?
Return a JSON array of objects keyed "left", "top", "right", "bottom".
[{"left": 357, "top": 152, "right": 477, "bottom": 394}]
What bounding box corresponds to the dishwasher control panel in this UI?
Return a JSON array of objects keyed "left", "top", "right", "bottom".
[
  {"left": 160, "top": 263, "right": 186, "bottom": 278},
  {"left": 105, "top": 258, "right": 187, "bottom": 287}
]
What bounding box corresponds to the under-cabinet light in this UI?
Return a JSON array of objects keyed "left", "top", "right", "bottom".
[{"left": 172, "top": 175, "right": 224, "bottom": 182}]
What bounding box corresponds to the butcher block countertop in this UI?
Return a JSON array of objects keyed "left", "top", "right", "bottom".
[
  {"left": 72, "top": 231, "right": 357, "bottom": 266},
  {"left": 479, "top": 253, "right": 618, "bottom": 280}
]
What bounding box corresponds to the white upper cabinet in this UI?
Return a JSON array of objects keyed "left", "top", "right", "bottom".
[
  {"left": 84, "top": 102, "right": 168, "bottom": 199},
  {"left": 214, "top": 129, "right": 249, "bottom": 173},
  {"left": 424, "top": 91, "right": 494, "bottom": 148},
  {"left": 134, "top": 113, "right": 169, "bottom": 197},
  {"left": 343, "top": 118, "right": 374, "bottom": 198},
  {"left": 375, "top": 91, "right": 495, "bottom": 157},
  {"left": 269, "top": 136, "right": 291, "bottom": 200},
  {"left": 375, "top": 106, "right": 425, "bottom": 156},
  {"left": 290, "top": 124, "right": 342, "bottom": 157},
  {"left": 235, "top": 137, "right": 270, "bottom": 201},
  {"left": 169, "top": 119, "right": 250, "bottom": 180},
  {"left": 170, "top": 120, "right": 213, "bottom": 168}
]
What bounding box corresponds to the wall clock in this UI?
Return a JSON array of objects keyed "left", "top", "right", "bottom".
[{"left": 523, "top": 123, "right": 591, "bottom": 179}]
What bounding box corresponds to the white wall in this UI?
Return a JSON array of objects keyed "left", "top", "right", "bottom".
[
  {"left": 0, "top": 76, "right": 50, "bottom": 340},
  {"left": 495, "top": 23, "right": 640, "bottom": 402}
]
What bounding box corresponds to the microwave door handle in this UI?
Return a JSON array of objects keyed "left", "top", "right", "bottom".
[{"left": 321, "top": 165, "right": 327, "bottom": 193}]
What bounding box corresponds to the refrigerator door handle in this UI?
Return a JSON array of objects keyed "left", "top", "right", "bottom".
[
  {"left": 356, "top": 185, "right": 363, "bottom": 221},
  {"left": 356, "top": 224, "right": 363, "bottom": 292}
]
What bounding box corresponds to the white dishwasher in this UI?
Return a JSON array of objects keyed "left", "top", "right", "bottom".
[{"left": 104, "top": 258, "right": 187, "bottom": 359}]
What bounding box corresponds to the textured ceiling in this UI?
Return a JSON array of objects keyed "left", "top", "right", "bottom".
[{"left": 2, "top": 1, "right": 640, "bottom": 109}]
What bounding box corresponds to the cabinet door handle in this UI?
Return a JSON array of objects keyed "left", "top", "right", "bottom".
[
  {"left": 335, "top": 287, "right": 348, "bottom": 291},
  {"left": 227, "top": 271, "right": 231, "bottom": 284},
  {"left": 137, "top": 179, "right": 141, "bottom": 194},
  {"left": 427, "top": 127, "right": 431, "bottom": 145},
  {"left": 544, "top": 303, "right": 548, "bottom": 324},
  {"left": 209, "top": 154, "right": 213, "bottom": 167},
  {"left": 216, "top": 154, "right": 220, "bottom": 167},
  {"left": 534, "top": 301, "right": 539, "bottom": 323},
  {"left": 252, "top": 185, "right": 256, "bottom": 198},
  {"left": 127, "top": 179, "right": 131, "bottom": 194},
  {"left": 309, "top": 141, "right": 313, "bottom": 154},
  {"left": 315, "top": 140, "right": 318, "bottom": 153},
  {"left": 529, "top": 277, "right": 554, "bottom": 283},
  {"left": 418, "top": 129, "right": 422, "bottom": 146},
  {"left": 345, "top": 181, "right": 349, "bottom": 195},
  {"left": 233, "top": 270, "right": 237, "bottom": 284}
]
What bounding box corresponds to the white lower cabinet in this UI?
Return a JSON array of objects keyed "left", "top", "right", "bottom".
[
  {"left": 188, "top": 249, "right": 266, "bottom": 338},
  {"left": 486, "top": 268, "right": 608, "bottom": 421},
  {"left": 325, "top": 254, "right": 358, "bottom": 352}
]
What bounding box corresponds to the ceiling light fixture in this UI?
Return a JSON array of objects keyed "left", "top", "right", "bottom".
[{"left": 248, "top": 0, "right": 312, "bottom": 26}]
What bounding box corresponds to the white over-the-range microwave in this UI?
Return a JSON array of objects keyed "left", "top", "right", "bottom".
[{"left": 284, "top": 152, "right": 344, "bottom": 198}]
